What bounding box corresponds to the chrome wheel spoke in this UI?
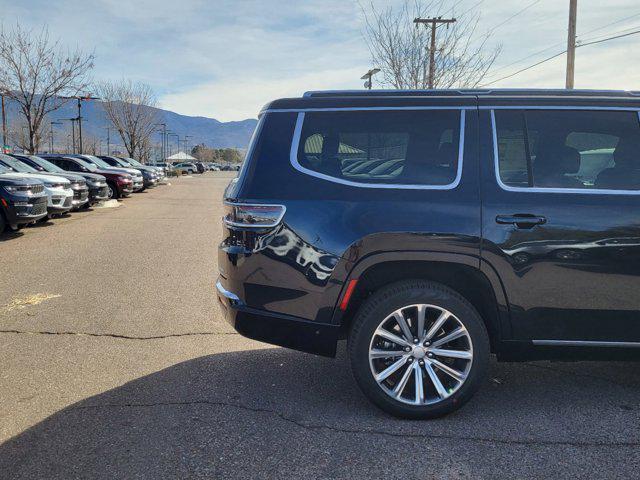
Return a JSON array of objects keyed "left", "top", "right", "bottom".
[
  {"left": 424, "top": 362, "right": 448, "bottom": 399},
  {"left": 430, "top": 358, "right": 465, "bottom": 382},
  {"left": 375, "top": 328, "right": 412, "bottom": 348},
  {"left": 429, "top": 348, "right": 472, "bottom": 360},
  {"left": 393, "top": 362, "right": 414, "bottom": 397},
  {"left": 375, "top": 356, "right": 408, "bottom": 382},
  {"left": 424, "top": 311, "right": 450, "bottom": 341},
  {"left": 370, "top": 349, "right": 406, "bottom": 359},
  {"left": 430, "top": 326, "right": 466, "bottom": 348},
  {"left": 416, "top": 305, "right": 427, "bottom": 340},
  {"left": 393, "top": 311, "right": 414, "bottom": 343},
  {"left": 414, "top": 363, "right": 425, "bottom": 404},
  {"left": 369, "top": 303, "right": 473, "bottom": 406}
]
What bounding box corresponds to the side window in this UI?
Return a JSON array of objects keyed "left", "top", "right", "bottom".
[
  {"left": 65, "top": 160, "right": 80, "bottom": 172},
  {"left": 494, "top": 109, "right": 640, "bottom": 191},
  {"left": 297, "top": 109, "right": 462, "bottom": 186}
]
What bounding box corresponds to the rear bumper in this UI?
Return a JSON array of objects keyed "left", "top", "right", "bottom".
[{"left": 215, "top": 278, "right": 339, "bottom": 357}]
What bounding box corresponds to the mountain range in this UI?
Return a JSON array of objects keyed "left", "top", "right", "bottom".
[{"left": 4, "top": 98, "right": 258, "bottom": 152}]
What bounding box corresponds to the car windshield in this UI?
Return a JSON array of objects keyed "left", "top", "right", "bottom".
[
  {"left": 113, "top": 158, "right": 130, "bottom": 167},
  {"left": 125, "top": 157, "right": 143, "bottom": 166},
  {"left": 82, "top": 155, "right": 112, "bottom": 169},
  {"left": 73, "top": 157, "right": 98, "bottom": 172},
  {"left": 29, "top": 156, "right": 66, "bottom": 173},
  {"left": 0, "top": 154, "right": 38, "bottom": 173},
  {"left": 0, "top": 164, "right": 9, "bottom": 174}
]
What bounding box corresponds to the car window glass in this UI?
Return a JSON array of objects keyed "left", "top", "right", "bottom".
[
  {"left": 494, "top": 110, "right": 640, "bottom": 191},
  {"left": 297, "top": 110, "right": 461, "bottom": 186}
]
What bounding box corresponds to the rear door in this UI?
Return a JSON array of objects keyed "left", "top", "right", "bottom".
[{"left": 480, "top": 104, "right": 640, "bottom": 345}]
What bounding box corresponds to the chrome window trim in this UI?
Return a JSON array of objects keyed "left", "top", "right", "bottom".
[
  {"left": 483, "top": 105, "right": 640, "bottom": 111},
  {"left": 289, "top": 108, "right": 466, "bottom": 190},
  {"left": 491, "top": 108, "right": 640, "bottom": 195},
  {"left": 223, "top": 200, "right": 287, "bottom": 228},
  {"left": 263, "top": 105, "right": 475, "bottom": 115},
  {"left": 533, "top": 339, "right": 640, "bottom": 348}
]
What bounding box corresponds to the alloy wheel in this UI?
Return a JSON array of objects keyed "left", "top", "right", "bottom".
[{"left": 368, "top": 304, "right": 473, "bottom": 405}]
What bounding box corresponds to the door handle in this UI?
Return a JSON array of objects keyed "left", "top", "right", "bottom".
[{"left": 496, "top": 214, "right": 546, "bottom": 229}]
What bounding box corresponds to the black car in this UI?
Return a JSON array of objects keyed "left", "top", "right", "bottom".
[
  {"left": 25, "top": 154, "right": 109, "bottom": 206},
  {"left": 194, "top": 162, "right": 206, "bottom": 174},
  {"left": 10, "top": 154, "right": 90, "bottom": 210},
  {"left": 0, "top": 167, "right": 48, "bottom": 231},
  {"left": 217, "top": 89, "right": 640, "bottom": 419}
]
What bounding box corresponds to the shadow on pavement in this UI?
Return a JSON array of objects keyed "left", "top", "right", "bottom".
[{"left": 2, "top": 346, "right": 640, "bottom": 478}]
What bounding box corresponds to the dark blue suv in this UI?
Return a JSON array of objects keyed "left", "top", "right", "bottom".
[{"left": 217, "top": 89, "right": 640, "bottom": 418}]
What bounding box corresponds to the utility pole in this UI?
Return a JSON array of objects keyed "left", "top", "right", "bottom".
[
  {"left": 565, "top": 0, "right": 578, "bottom": 89},
  {"left": 413, "top": 16, "right": 456, "bottom": 89},
  {"left": 1, "top": 93, "right": 7, "bottom": 153}
]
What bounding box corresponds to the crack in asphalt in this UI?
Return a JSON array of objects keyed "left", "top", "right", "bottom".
[
  {"left": 0, "top": 329, "right": 238, "bottom": 340},
  {"left": 72, "top": 399, "right": 640, "bottom": 448}
]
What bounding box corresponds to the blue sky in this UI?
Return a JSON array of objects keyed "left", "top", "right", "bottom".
[{"left": 3, "top": 0, "right": 639, "bottom": 121}]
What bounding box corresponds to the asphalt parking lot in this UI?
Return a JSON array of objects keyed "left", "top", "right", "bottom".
[{"left": 1, "top": 172, "right": 639, "bottom": 479}]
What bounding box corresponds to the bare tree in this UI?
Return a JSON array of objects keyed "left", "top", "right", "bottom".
[
  {"left": 95, "top": 80, "right": 159, "bottom": 160},
  {"left": 0, "top": 23, "right": 94, "bottom": 153},
  {"left": 82, "top": 134, "right": 100, "bottom": 155},
  {"left": 360, "top": 0, "right": 501, "bottom": 89}
]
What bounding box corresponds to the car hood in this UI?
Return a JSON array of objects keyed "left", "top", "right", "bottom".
[
  {"left": 74, "top": 172, "right": 107, "bottom": 182},
  {"left": 99, "top": 166, "right": 141, "bottom": 177},
  {"left": 2, "top": 172, "right": 70, "bottom": 185},
  {"left": 131, "top": 165, "right": 157, "bottom": 174},
  {"left": 0, "top": 174, "right": 44, "bottom": 186},
  {"left": 33, "top": 172, "right": 85, "bottom": 183}
]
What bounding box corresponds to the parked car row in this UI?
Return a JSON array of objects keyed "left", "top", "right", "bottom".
[
  {"left": 0, "top": 153, "right": 167, "bottom": 233},
  {"left": 169, "top": 161, "right": 241, "bottom": 175}
]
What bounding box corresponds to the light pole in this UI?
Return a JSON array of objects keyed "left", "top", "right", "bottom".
[
  {"left": 360, "top": 68, "right": 380, "bottom": 90},
  {"left": 183, "top": 135, "right": 192, "bottom": 155},
  {"left": 169, "top": 133, "right": 180, "bottom": 158},
  {"left": 154, "top": 123, "right": 167, "bottom": 161},
  {"left": 103, "top": 126, "right": 111, "bottom": 155},
  {"left": 49, "top": 121, "right": 63, "bottom": 153},
  {"left": 0, "top": 90, "right": 8, "bottom": 153},
  {"left": 60, "top": 94, "right": 99, "bottom": 153}
]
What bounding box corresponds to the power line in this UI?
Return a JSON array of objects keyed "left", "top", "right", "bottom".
[
  {"left": 482, "top": 11, "right": 640, "bottom": 82},
  {"left": 578, "top": 23, "right": 640, "bottom": 44},
  {"left": 457, "top": 0, "right": 484, "bottom": 20},
  {"left": 481, "top": 27, "right": 640, "bottom": 87},
  {"left": 579, "top": 26, "right": 640, "bottom": 47},
  {"left": 446, "top": 0, "right": 466, "bottom": 16},
  {"left": 488, "top": 0, "right": 542, "bottom": 32},
  {"left": 482, "top": 51, "right": 567, "bottom": 87},
  {"left": 578, "top": 11, "right": 640, "bottom": 39}
]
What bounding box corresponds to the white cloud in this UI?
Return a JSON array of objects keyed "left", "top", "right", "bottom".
[
  {"left": 160, "top": 67, "right": 365, "bottom": 120},
  {"left": 3, "top": 0, "right": 640, "bottom": 121}
]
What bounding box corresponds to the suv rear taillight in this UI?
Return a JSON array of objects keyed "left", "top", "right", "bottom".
[{"left": 223, "top": 203, "right": 285, "bottom": 228}]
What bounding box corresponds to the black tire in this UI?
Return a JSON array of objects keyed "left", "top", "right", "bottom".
[
  {"left": 348, "top": 280, "right": 489, "bottom": 419},
  {"left": 0, "top": 211, "right": 5, "bottom": 233},
  {"left": 106, "top": 182, "right": 119, "bottom": 199}
]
